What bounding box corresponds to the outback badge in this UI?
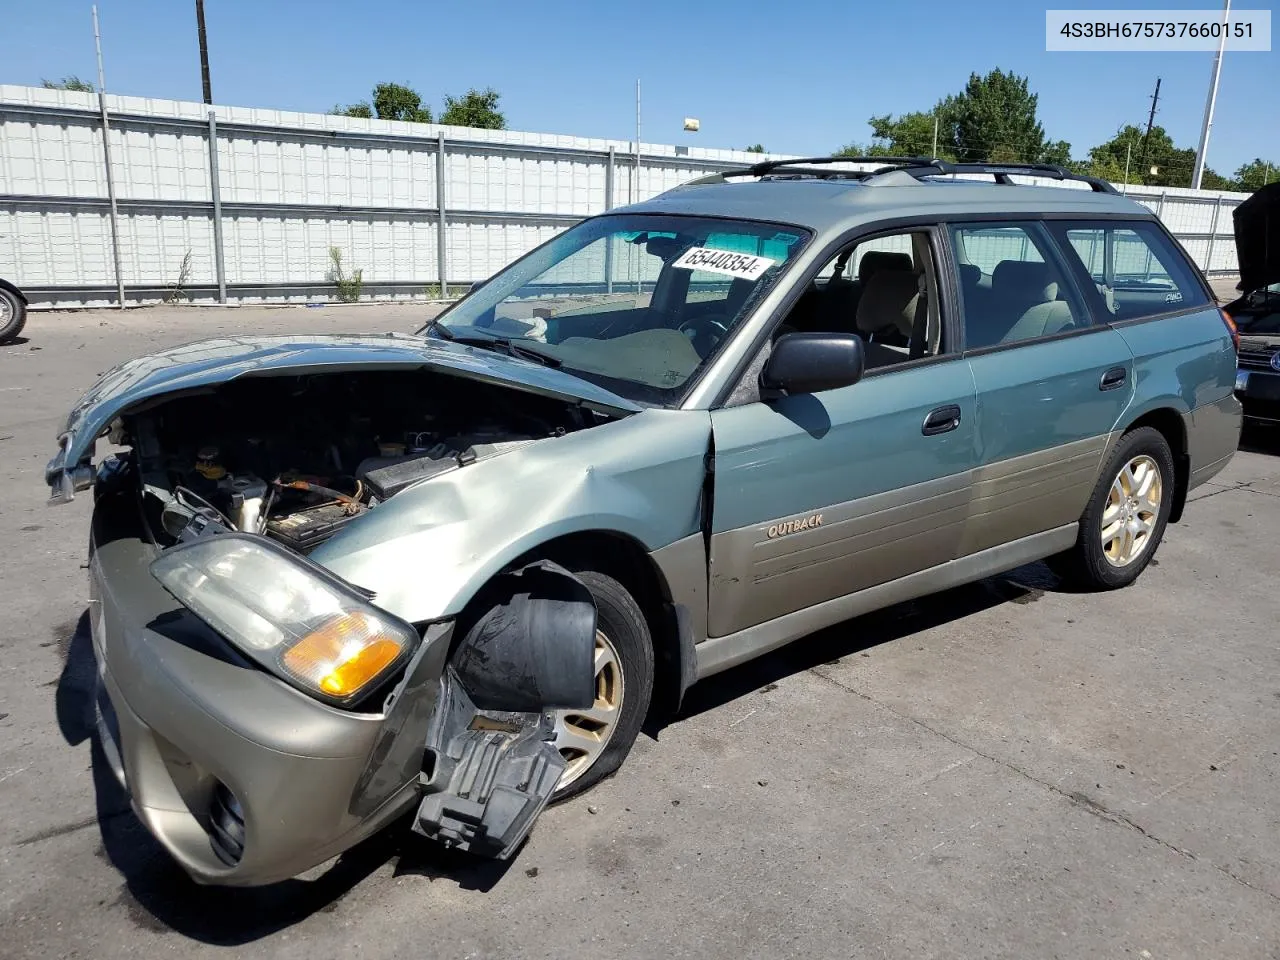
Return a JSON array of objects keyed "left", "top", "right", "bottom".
[{"left": 767, "top": 513, "right": 824, "bottom": 539}]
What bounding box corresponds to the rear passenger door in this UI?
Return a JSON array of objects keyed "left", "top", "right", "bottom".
[{"left": 948, "top": 220, "right": 1135, "bottom": 557}]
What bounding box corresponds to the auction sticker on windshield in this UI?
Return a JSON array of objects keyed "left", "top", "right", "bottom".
[{"left": 672, "top": 247, "right": 776, "bottom": 281}]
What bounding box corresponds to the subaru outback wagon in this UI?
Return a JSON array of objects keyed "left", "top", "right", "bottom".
[{"left": 47, "top": 157, "right": 1241, "bottom": 886}]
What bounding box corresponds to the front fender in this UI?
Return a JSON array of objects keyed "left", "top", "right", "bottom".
[{"left": 311, "top": 409, "right": 712, "bottom": 624}]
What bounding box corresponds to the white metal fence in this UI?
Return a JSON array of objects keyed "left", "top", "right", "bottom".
[{"left": 0, "top": 84, "right": 1250, "bottom": 308}]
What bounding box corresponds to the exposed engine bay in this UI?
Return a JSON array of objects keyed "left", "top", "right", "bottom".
[{"left": 114, "top": 369, "right": 606, "bottom": 551}]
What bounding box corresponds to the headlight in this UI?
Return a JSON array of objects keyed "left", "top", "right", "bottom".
[{"left": 150, "top": 534, "right": 419, "bottom": 708}]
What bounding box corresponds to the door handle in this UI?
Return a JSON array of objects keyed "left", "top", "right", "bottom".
[
  {"left": 1099, "top": 366, "right": 1127, "bottom": 391},
  {"left": 922, "top": 405, "right": 962, "bottom": 436}
]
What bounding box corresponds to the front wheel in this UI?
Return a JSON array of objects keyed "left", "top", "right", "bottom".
[
  {"left": 1050, "top": 426, "right": 1175, "bottom": 590},
  {"left": 549, "top": 569, "right": 654, "bottom": 801}
]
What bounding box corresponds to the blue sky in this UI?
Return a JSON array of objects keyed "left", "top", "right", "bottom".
[{"left": 6, "top": 0, "right": 1277, "bottom": 176}]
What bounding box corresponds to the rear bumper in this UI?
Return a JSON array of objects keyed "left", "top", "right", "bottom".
[
  {"left": 88, "top": 492, "right": 451, "bottom": 886},
  {"left": 1186, "top": 393, "right": 1243, "bottom": 491}
]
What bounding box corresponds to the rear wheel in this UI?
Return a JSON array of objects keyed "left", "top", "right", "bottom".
[
  {"left": 1050, "top": 426, "right": 1174, "bottom": 590},
  {"left": 0, "top": 287, "right": 26, "bottom": 343},
  {"left": 549, "top": 569, "right": 653, "bottom": 801}
]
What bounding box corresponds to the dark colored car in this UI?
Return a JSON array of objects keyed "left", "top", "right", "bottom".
[{"left": 1228, "top": 182, "right": 1280, "bottom": 424}]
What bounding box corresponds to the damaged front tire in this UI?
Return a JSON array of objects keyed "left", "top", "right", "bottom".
[{"left": 550, "top": 569, "right": 653, "bottom": 801}]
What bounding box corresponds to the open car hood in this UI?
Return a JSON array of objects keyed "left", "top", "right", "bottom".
[
  {"left": 45, "top": 331, "right": 641, "bottom": 501},
  {"left": 1233, "top": 182, "right": 1280, "bottom": 295}
]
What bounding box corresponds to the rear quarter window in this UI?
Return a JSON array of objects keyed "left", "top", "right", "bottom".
[{"left": 1049, "top": 220, "right": 1209, "bottom": 322}]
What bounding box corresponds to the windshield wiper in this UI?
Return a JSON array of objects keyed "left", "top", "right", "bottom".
[{"left": 432, "top": 327, "right": 562, "bottom": 368}]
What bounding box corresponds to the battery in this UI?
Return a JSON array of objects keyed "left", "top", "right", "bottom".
[{"left": 264, "top": 501, "right": 362, "bottom": 552}]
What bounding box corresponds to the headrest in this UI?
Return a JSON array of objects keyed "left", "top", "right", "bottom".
[
  {"left": 991, "top": 259, "right": 1058, "bottom": 303},
  {"left": 856, "top": 270, "right": 920, "bottom": 338},
  {"left": 956, "top": 263, "right": 981, "bottom": 287},
  {"left": 858, "top": 251, "right": 913, "bottom": 285}
]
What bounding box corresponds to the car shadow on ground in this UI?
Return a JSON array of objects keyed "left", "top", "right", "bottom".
[
  {"left": 667, "top": 561, "right": 1071, "bottom": 725},
  {"left": 53, "top": 608, "right": 517, "bottom": 946}
]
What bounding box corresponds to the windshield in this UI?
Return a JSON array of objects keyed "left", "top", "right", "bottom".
[{"left": 420, "top": 214, "right": 810, "bottom": 405}]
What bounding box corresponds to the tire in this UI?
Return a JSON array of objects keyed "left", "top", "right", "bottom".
[
  {"left": 1049, "top": 426, "right": 1175, "bottom": 590},
  {"left": 0, "top": 287, "right": 26, "bottom": 343},
  {"left": 549, "top": 568, "right": 654, "bottom": 802}
]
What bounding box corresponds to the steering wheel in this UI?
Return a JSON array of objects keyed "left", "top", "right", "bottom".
[{"left": 678, "top": 314, "right": 730, "bottom": 357}]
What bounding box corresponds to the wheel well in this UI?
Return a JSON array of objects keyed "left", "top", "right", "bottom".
[
  {"left": 510, "top": 531, "right": 685, "bottom": 716},
  {"left": 1122, "top": 408, "right": 1190, "bottom": 523}
]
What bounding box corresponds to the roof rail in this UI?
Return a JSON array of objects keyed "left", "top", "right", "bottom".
[
  {"left": 684, "top": 155, "right": 943, "bottom": 186},
  {"left": 875, "top": 160, "right": 1119, "bottom": 194},
  {"left": 684, "top": 156, "right": 1118, "bottom": 194}
]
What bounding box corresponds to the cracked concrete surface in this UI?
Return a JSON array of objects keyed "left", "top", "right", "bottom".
[{"left": 2, "top": 304, "right": 1280, "bottom": 959}]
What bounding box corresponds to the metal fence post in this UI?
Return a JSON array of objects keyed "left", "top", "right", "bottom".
[
  {"left": 206, "top": 110, "right": 227, "bottom": 304},
  {"left": 604, "top": 146, "right": 615, "bottom": 294},
  {"left": 92, "top": 6, "right": 125, "bottom": 310},
  {"left": 1205, "top": 195, "right": 1223, "bottom": 274},
  {"left": 436, "top": 131, "right": 447, "bottom": 299}
]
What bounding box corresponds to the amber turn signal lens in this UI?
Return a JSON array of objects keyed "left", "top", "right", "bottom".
[
  {"left": 282, "top": 612, "right": 406, "bottom": 699},
  {"left": 1220, "top": 308, "right": 1239, "bottom": 353}
]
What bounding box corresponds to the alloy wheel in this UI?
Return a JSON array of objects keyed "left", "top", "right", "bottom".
[
  {"left": 1100, "top": 454, "right": 1162, "bottom": 567},
  {"left": 551, "top": 629, "right": 625, "bottom": 789}
]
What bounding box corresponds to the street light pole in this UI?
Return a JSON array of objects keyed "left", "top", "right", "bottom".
[
  {"left": 196, "top": 0, "right": 213, "bottom": 104},
  {"left": 1192, "top": 0, "right": 1231, "bottom": 189}
]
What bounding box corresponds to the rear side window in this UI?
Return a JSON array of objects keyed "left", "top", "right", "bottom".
[
  {"left": 1048, "top": 221, "right": 1209, "bottom": 322},
  {"left": 949, "top": 222, "right": 1086, "bottom": 350}
]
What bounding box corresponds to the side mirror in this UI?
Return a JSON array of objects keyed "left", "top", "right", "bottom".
[{"left": 762, "top": 332, "right": 865, "bottom": 395}]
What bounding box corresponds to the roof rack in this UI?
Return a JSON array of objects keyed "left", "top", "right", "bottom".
[
  {"left": 886, "top": 160, "right": 1118, "bottom": 194},
  {"left": 685, "top": 156, "right": 942, "bottom": 186},
  {"left": 686, "top": 156, "right": 1117, "bottom": 194}
]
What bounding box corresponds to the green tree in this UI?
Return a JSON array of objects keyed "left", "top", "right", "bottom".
[
  {"left": 847, "top": 71, "right": 1071, "bottom": 165},
  {"left": 440, "top": 88, "right": 505, "bottom": 129},
  {"left": 1199, "top": 167, "right": 1236, "bottom": 191},
  {"left": 948, "top": 69, "right": 1049, "bottom": 163},
  {"left": 372, "top": 82, "right": 432, "bottom": 123},
  {"left": 1041, "top": 139, "right": 1073, "bottom": 167},
  {"left": 862, "top": 109, "right": 955, "bottom": 159},
  {"left": 744, "top": 143, "right": 766, "bottom": 153},
  {"left": 1085, "top": 124, "right": 1231, "bottom": 188},
  {"left": 1234, "top": 158, "right": 1278, "bottom": 192},
  {"left": 331, "top": 101, "right": 372, "bottom": 118},
  {"left": 42, "top": 76, "right": 94, "bottom": 92}
]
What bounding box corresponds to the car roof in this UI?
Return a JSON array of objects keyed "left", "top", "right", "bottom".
[{"left": 620, "top": 177, "right": 1151, "bottom": 237}]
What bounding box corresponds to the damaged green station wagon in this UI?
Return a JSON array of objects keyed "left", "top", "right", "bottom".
[{"left": 47, "top": 157, "right": 1242, "bottom": 886}]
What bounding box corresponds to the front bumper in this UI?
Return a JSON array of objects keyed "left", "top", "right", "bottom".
[
  {"left": 88, "top": 492, "right": 452, "bottom": 886},
  {"left": 1236, "top": 367, "right": 1280, "bottom": 423}
]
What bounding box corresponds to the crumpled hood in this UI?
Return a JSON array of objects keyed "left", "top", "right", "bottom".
[
  {"left": 45, "top": 331, "right": 640, "bottom": 500},
  {"left": 1233, "top": 181, "right": 1280, "bottom": 294}
]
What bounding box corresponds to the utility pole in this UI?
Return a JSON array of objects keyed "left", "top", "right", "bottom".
[
  {"left": 1140, "top": 77, "right": 1161, "bottom": 168},
  {"left": 931, "top": 113, "right": 939, "bottom": 158},
  {"left": 92, "top": 5, "right": 125, "bottom": 310},
  {"left": 196, "top": 0, "right": 212, "bottom": 104},
  {"left": 1192, "top": 0, "right": 1231, "bottom": 189}
]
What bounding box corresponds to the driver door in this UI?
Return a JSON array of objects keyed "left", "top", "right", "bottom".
[{"left": 706, "top": 227, "right": 980, "bottom": 638}]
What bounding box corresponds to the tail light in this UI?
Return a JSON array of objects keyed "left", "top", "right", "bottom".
[{"left": 1220, "top": 308, "right": 1239, "bottom": 353}]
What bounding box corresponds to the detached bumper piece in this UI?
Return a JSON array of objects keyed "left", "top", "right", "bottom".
[{"left": 412, "top": 670, "right": 566, "bottom": 859}]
